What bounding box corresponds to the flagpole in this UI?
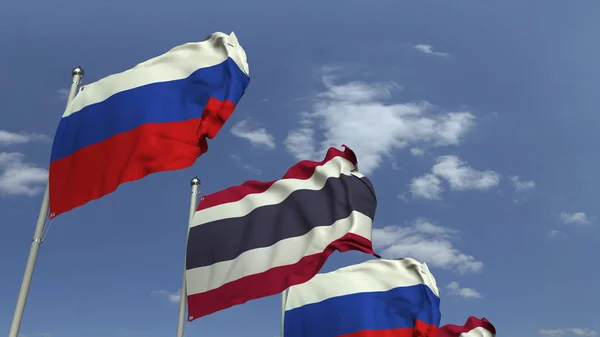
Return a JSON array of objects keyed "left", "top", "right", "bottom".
[
  {"left": 8, "top": 67, "right": 84, "bottom": 337},
  {"left": 281, "top": 289, "right": 288, "bottom": 337},
  {"left": 176, "top": 177, "right": 200, "bottom": 337}
]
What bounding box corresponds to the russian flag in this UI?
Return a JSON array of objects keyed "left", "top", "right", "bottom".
[
  {"left": 48, "top": 32, "right": 250, "bottom": 218},
  {"left": 283, "top": 258, "right": 441, "bottom": 337}
]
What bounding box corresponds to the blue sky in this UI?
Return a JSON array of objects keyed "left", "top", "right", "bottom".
[{"left": 1, "top": 1, "right": 599, "bottom": 337}]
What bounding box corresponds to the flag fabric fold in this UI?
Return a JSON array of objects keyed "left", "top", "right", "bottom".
[
  {"left": 284, "top": 258, "right": 441, "bottom": 337},
  {"left": 185, "top": 146, "right": 378, "bottom": 321},
  {"left": 437, "top": 317, "right": 496, "bottom": 337},
  {"left": 49, "top": 31, "right": 250, "bottom": 218}
]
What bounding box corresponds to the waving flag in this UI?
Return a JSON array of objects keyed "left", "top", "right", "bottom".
[
  {"left": 185, "top": 146, "right": 378, "bottom": 321},
  {"left": 437, "top": 317, "right": 496, "bottom": 337},
  {"left": 49, "top": 32, "right": 250, "bottom": 218},
  {"left": 284, "top": 258, "right": 441, "bottom": 337}
]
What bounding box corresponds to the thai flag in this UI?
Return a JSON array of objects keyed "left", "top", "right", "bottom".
[
  {"left": 437, "top": 317, "right": 496, "bottom": 337},
  {"left": 48, "top": 32, "right": 250, "bottom": 218},
  {"left": 185, "top": 146, "right": 378, "bottom": 321},
  {"left": 284, "top": 258, "right": 441, "bottom": 337}
]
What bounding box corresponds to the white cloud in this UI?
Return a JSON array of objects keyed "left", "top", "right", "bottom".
[
  {"left": 547, "top": 230, "right": 567, "bottom": 239},
  {"left": 398, "top": 192, "right": 409, "bottom": 203},
  {"left": 540, "top": 329, "right": 598, "bottom": 337},
  {"left": 285, "top": 69, "right": 475, "bottom": 174},
  {"left": 0, "top": 130, "right": 50, "bottom": 146},
  {"left": 446, "top": 281, "right": 483, "bottom": 299},
  {"left": 432, "top": 156, "right": 500, "bottom": 191},
  {"left": 410, "top": 148, "right": 425, "bottom": 157},
  {"left": 408, "top": 156, "right": 500, "bottom": 200},
  {"left": 510, "top": 175, "right": 536, "bottom": 202},
  {"left": 409, "top": 174, "right": 443, "bottom": 200},
  {"left": 510, "top": 175, "right": 536, "bottom": 192},
  {"left": 560, "top": 212, "right": 591, "bottom": 225},
  {"left": 0, "top": 152, "right": 47, "bottom": 197},
  {"left": 230, "top": 154, "right": 262, "bottom": 175},
  {"left": 372, "top": 218, "right": 483, "bottom": 274},
  {"left": 231, "top": 119, "right": 276, "bottom": 150},
  {"left": 414, "top": 44, "right": 450, "bottom": 57},
  {"left": 151, "top": 289, "right": 180, "bottom": 304},
  {"left": 285, "top": 113, "right": 316, "bottom": 160},
  {"left": 57, "top": 88, "right": 69, "bottom": 99}
]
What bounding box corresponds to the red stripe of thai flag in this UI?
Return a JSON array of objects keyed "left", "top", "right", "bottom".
[
  {"left": 437, "top": 317, "right": 496, "bottom": 337},
  {"left": 185, "top": 146, "right": 379, "bottom": 321}
]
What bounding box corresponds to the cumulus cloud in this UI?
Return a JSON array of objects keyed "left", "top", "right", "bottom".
[
  {"left": 0, "top": 152, "right": 47, "bottom": 197},
  {"left": 560, "top": 212, "right": 591, "bottom": 225},
  {"left": 446, "top": 281, "right": 483, "bottom": 299},
  {"left": 398, "top": 192, "right": 409, "bottom": 203},
  {"left": 410, "top": 148, "right": 425, "bottom": 157},
  {"left": 539, "top": 329, "right": 598, "bottom": 337},
  {"left": 510, "top": 175, "right": 536, "bottom": 192},
  {"left": 409, "top": 156, "right": 500, "bottom": 200},
  {"left": 151, "top": 289, "right": 180, "bottom": 304},
  {"left": 510, "top": 175, "right": 536, "bottom": 202},
  {"left": 413, "top": 44, "right": 450, "bottom": 57},
  {"left": 409, "top": 174, "right": 443, "bottom": 200},
  {"left": 285, "top": 113, "right": 316, "bottom": 160},
  {"left": 372, "top": 218, "right": 483, "bottom": 274},
  {"left": 285, "top": 69, "right": 475, "bottom": 174},
  {"left": 231, "top": 119, "right": 276, "bottom": 150},
  {"left": 432, "top": 156, "right": 500, "bottom": 191},
  {"left": 0, "top": 130, "right": 50, "bottom": 146}
]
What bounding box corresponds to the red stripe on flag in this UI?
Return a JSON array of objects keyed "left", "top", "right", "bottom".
[
  {"left": 339, "top": 320, "right": 438, "bottom": 337},
  {"left": 197, "top": 97, "right": 237, "bottom": 139},
  {"left": 197, "top": 145, "right": 358, "bottom": 210},
  {"left": 49, "top": 97, "right": 236, "bottom": 218},
  {"left": 186, "top": 232, "right": 376, "bottom": 321}
]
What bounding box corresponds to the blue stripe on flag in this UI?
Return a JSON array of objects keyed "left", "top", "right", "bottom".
[
  {"left": 51, "top": 57, "right": 249, "bottom": 162},
  {"left": 284, "top": 284, "right": 441, "bottom": 337}
]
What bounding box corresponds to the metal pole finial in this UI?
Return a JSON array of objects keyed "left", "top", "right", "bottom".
[
  {"left": 72, "top": 67, "right": 84, "bottom": 78},
  {"left": 190, "top": 177, "right": 201, "bottom": 186}
]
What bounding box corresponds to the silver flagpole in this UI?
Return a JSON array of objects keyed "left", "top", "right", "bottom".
[
  {"left": 281, "top": 289, "right": 288, "bottom": 337},
  {"left": 176, "top": 177, "right": 200, "bottom": 337},
  {"left": 8, "top": 67, "right": 84, "bottom": 337}
]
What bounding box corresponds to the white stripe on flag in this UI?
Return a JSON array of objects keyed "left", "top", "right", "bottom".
[
  {"left": 185, "top": 210, "right": 373, "bottom": 296},
  {"left": 285, "top": 258, "right": 440, "bottom": 311},
  {"left": 190, "top": 155, "right": 357, "bottom": 228},
  {"left": 460, "top": 327, "right": 495, "bottom": 337},
  {"left": 64, "top": 32, "right": 248, "bottom": 118}
]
